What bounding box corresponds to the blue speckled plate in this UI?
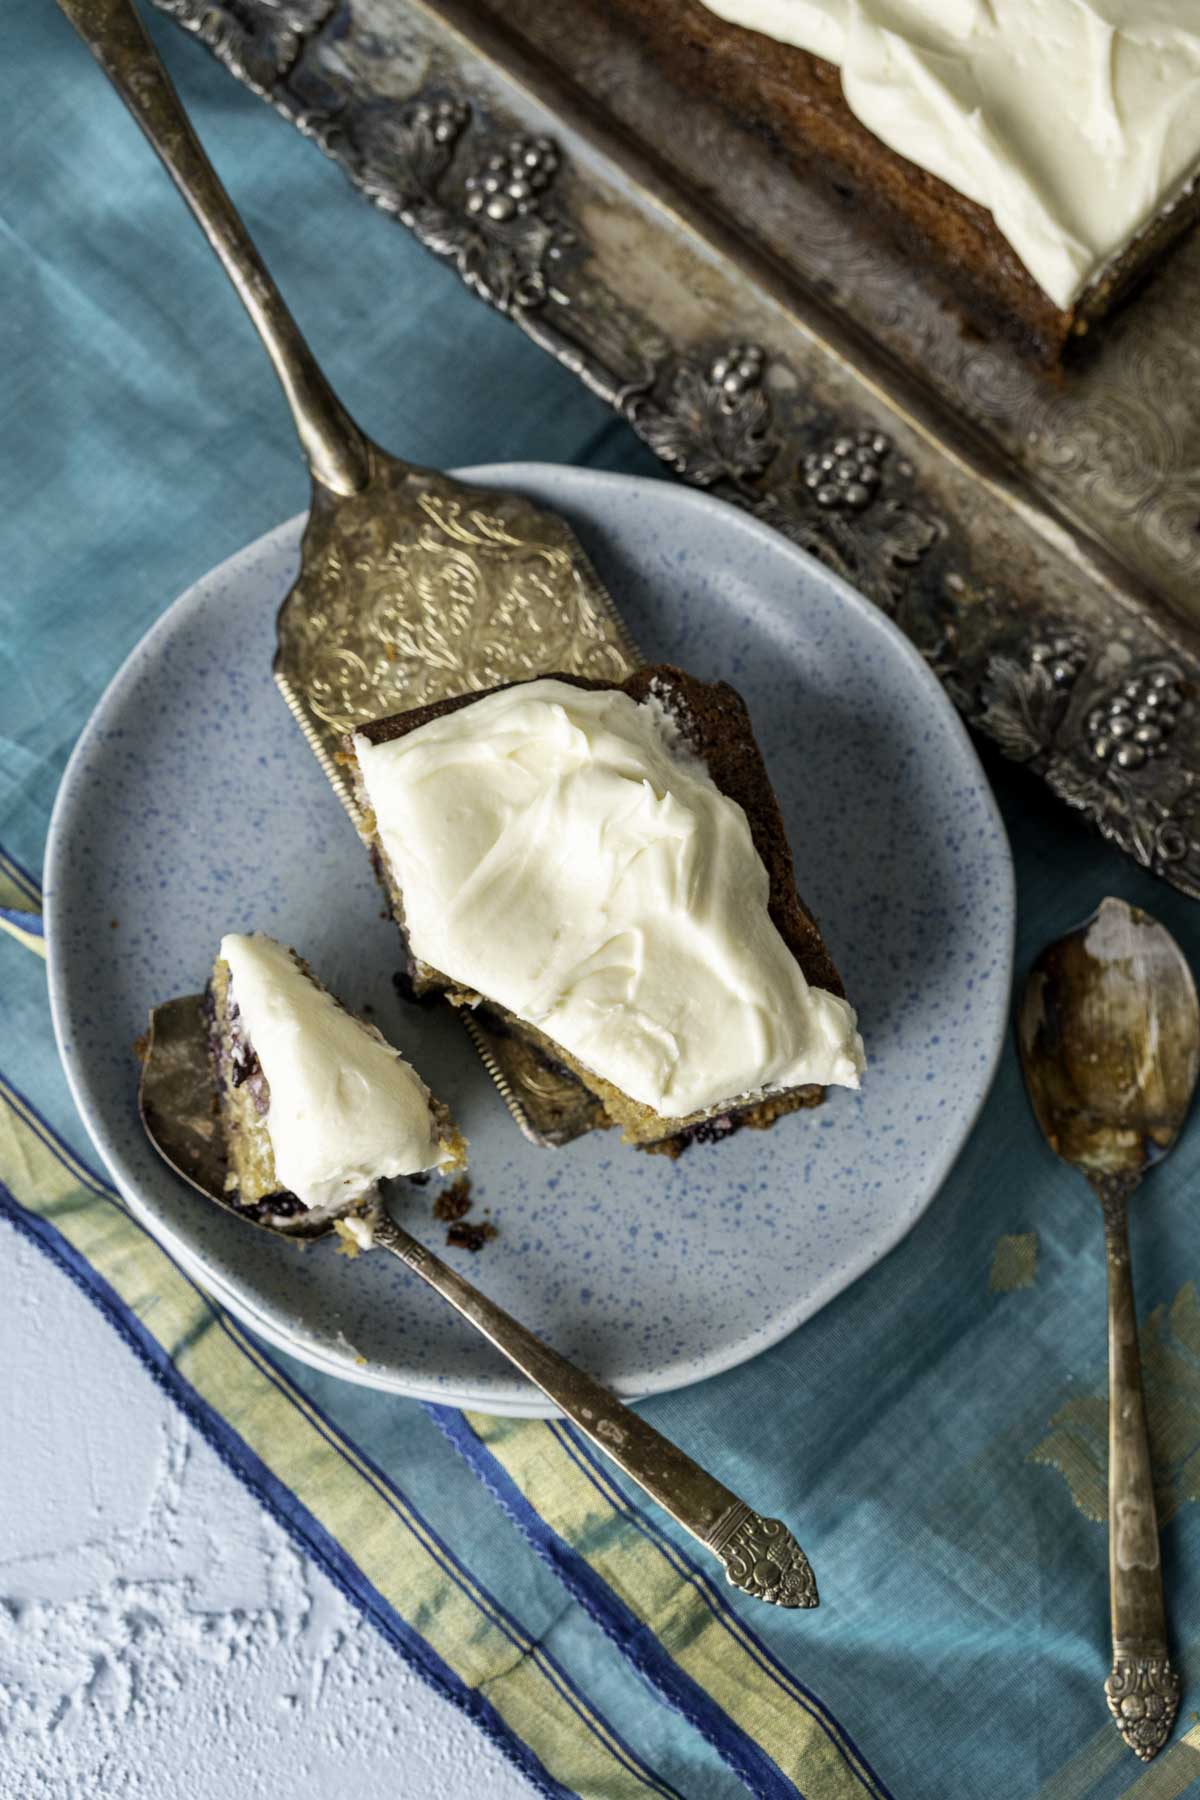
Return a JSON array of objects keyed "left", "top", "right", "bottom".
[{"left": 47, "top": 466, "right": 1014, "bottom": 1417}]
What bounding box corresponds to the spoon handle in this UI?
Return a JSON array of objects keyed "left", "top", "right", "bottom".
[
  {"left": 371, "top": 1213, "right": 818, "bottom": 1609},
  {"left": 54, "top": 0, "right": 369, "bottom": 496},
  {"left": 1094, "top": 1173, "right": 1179, "bottom": 1760}
]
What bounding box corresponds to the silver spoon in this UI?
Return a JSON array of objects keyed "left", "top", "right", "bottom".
[
  {"left": 56, "top": 0, "right": 639, "bottom": 1151},
  {"left": 1018, "top": 896, "right": 1199, "bottom": 1760},
  {"left": 139, "top": 993, "right": 819, "bottom": 1608}
]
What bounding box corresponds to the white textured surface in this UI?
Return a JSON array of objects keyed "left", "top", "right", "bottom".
[{"left": 0, "top": 1221, "right": 531, "bottom": 1800}]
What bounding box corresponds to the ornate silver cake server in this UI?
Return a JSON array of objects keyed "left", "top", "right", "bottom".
[
  {"left": 1019, "top": 897, "right": 1199, "bottom": 1760},
  {"left": 139, "top": 993, "right": 818, "bottom": 1608},
  {"left": 57, "top": 0, "right": 641, "bottom": 1148}
]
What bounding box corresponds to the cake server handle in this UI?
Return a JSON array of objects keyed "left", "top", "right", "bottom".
[
  {"left": 54, "top": 0, "right": 369, "bottom": 496},
  {"left": 371, "top": 1212, "right": 818, "bottom": 1608}
]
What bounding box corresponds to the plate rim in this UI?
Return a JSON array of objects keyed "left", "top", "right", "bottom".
[{"left": 46, "top": 463, "right": 1015, "bottom": 1416}]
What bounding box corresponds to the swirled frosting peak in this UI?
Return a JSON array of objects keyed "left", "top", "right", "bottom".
[
  {"left": 695, "top": 0, "right": 1200, "bottom": 308},
  {"left": 354, "top": 680, "right": 864, "bottom": 1119}
]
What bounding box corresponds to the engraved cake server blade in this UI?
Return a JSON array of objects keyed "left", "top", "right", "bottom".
[
  {"left": 57, "top": 0, "right": 640, "bottom": 1149},
  {"left": 139, "top": 993, "right": 819, "bottom": 1608},
  {"left": 1018, "top": 897, "right": 1199, "bottom": 1761}
]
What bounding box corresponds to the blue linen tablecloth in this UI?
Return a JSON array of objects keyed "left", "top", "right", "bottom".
[{"left": 5, "top": 4, "right": 1200, "bottom": 1796}]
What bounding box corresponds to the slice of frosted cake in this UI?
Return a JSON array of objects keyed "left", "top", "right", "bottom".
[
  {"left": 208, "top": 932, "right": 465, "bottom": 1230},
  {"left": 350, "top": 666, "right": 863, "bottom": 1155}
]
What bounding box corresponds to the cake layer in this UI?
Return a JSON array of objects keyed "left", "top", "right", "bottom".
[{"left": 352, "top": 669, "right": 863, "bottom": 1131}]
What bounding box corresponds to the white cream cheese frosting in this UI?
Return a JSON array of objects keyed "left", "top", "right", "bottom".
[
  {"left": 354, "top": 680, "right": 864, "bottom": 1120},
  {"left": 220, "top": 933, "right": 453, "bottom": 1212},
  {"left": 694, "top": 0, "right": 1200, "bottom": 309}
]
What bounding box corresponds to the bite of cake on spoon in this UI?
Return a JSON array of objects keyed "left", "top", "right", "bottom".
[{"left": 207, "top": 932, "right": 465, "bottom": 1233}]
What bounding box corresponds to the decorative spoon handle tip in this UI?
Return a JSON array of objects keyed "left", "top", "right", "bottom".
[
  {"left": 1106, "top": 1649, "right": 1180, "bottom": 1761},
  {"left": 706, "top": 1501, "right": 819, "bottom": 1608}
]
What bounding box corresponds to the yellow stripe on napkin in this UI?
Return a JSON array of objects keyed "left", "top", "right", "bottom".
[
  {"left": 0, "top": 858, "right": 45, "bottom": 957},
  {"left": 0, "top": 913, "right": 46, "bottom": 957},
  {"left": 0, "top": 851, "right": 40, "bottom": 911}
]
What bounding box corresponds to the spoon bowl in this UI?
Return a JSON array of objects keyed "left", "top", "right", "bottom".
[{"left": 1018, "top": 895, "right": 1199, "bottom": 1182}]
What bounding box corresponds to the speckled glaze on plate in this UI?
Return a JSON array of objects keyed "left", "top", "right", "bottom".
[{"left": 47, "top": 466, "right": 1014, "bottom": 1417}]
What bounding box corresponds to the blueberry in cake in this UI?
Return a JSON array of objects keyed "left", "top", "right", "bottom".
[
  {"left": 208, "top": 933, "right": 465, "bottom": 1231},
  {"left": 350, "top": 665, "right": 863, "bottom": 1156}
]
